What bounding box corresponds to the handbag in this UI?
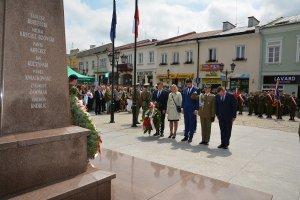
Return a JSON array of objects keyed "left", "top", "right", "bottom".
[{"left": 172, "top": 94, "right": 181, "bottom": 113}]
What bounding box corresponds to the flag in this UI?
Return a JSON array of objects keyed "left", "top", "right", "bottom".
[
  {"left": 133, "top": 0, "right": 140, "bottom": 38},
  {"left": 110, "top": 0, "right": 117, "bottom": 42},
  {"left": 274, "top": 79, "right": 280, "bottom": 100}
]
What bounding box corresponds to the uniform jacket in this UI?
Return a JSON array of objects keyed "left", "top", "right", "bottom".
[{"left": 198, "top": 93, "right": 215, "bottom": 119}]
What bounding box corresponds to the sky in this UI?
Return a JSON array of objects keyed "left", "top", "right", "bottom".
[{"left": 64, "top": 0, "right": 300, "bottom": 52}]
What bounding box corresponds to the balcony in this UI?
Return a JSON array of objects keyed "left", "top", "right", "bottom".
[
  {"left": 184, "top": 61, "right": 194, "bottom": 64},
  {"left": 233, "top": 57, "right": 247, "bottom": 62},
  {"left": 159, "top": 63, "right": 168, "bottom": 66},
  {"left": 206, "top": 59, "right": 218, "bottom": 63}
]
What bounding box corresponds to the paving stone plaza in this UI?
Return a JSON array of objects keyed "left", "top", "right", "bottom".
[{"left": 91, "top": 113, "right": 300, "bottom": 200}]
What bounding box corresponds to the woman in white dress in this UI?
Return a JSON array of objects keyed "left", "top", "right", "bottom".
[{"left": 166, "top": 84, "right": 182, "bottom": 139}]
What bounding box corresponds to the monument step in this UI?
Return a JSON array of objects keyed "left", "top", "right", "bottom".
[
  {"left": 0, "top": 126, "right": 89, "bottom": 198},
  {"left": 8, "top": 166, "right": 116, "bottom": 200}
]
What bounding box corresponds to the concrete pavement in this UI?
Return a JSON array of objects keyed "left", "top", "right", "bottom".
[{"left": 91, "top": 112, "right": 300, "bottom": 200}]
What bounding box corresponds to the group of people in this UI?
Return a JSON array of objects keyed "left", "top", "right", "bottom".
[
  {"left": 142, "top": 79, "right": 237, "bottom": 149},
  {"left": 74, "top": 79, "right": 299, "bottom": 149},
  {"left": 244, "top": 91, "right": 298, "bottom": 121}
]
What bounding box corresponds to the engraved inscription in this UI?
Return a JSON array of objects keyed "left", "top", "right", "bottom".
[{"left": 19, "top": 12, "right": 54, "bottom": 109}]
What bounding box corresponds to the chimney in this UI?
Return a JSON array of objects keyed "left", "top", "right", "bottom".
[
  {"left": 90, "top": 45, "right": 96, "bottom": 49},
  {"left": 223, "top": 21, "right": 235, "bottom": 31},
  {"left": 248, "top": 16, "right": 260, "bottom": 27}
]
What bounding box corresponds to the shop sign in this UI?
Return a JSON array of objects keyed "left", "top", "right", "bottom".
[
  {"left": 201, "top": 64, "right": 222, "bottom": 72},
  {"left": 263, "top": 75, "right": 300, "bottom": 84},
  {"left": 204, "top": 71, "right": 220, "bottom": 78}
]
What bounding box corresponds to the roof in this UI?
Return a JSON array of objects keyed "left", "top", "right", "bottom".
[
  {"left": 77, "top": 43, "right": 112, "bottom": 58},
  {"left": 115, "top": 39, "right": 158, "bottom": 51},
  {"left": 156, "top": 32, "right": 197, "bottom": 45},
  {"left": 262, "top": 15, "right": 300, "bottom": 28},
  {"left": 198, "top": 26, "right": 256, "bottom": 40}
]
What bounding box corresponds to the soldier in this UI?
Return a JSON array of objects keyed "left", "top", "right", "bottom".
[
  {"left": 275, "top": 93, "right": 283, "bottom": 120},
  {"left": 257, "top": 92, "right": 265, "bottom": 118},
  {"left": 265, "top": 91, "right": 274, "bottom": 119},
  {"left": 247, "top": 92, "right": 254, "bottom": 116},
  {"left": 253, "top": 92, "right": 259, "bottom": 115},
  {"left": 198, "top": 85, "right": 215, "bottom": 145},
  {"left": 289, "top": 92, "right": 298, "bottom": 121},
  {"left": 140, "top": 84, "right": 152, "bottom": 119}
]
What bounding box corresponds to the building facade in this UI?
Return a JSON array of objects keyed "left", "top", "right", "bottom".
[
  {"left": 260, "top": 15, "right": 300, "bottom": 98},
  {"left": 155, "top": 32, "right": 199, "bottom": 88},
  {"left": 198, "top": 17, "right": 261, "bottom": 93}
]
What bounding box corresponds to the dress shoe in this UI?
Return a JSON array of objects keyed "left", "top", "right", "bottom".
[
  {"left": 217, "top": 144, "right": 224, "bottom": 149},
  {"left": 168, "top": 134, "right": 173, "bottom": 138},
  {"left": 160, "top": 134, "right": 164, "bottom": 137},
  {"left": 172, "top": 134, "right": 176, "bottom": 139},
  {"left": 188, "top": 138, "right": 193, "bottom": 143},
  {"left": 153, "top": 132, "right": 160, "bottom": 136},
  {"left": 199, "top": 141, "right": 208, "bottom": 145},
  {"left": 222, "top": 146, "right": 228, "bottom": 149},
  {"left": 181, "top": 137, "right": 188, "bottom": 142}
]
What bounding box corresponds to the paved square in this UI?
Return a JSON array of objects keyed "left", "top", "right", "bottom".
[{"left": 92, "top": 113, "right": 300, "bottom": 200}]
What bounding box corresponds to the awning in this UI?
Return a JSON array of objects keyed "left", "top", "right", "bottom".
[
  {"left": 67, "top": 66, "right": 95, "bottom": 83},
  {"left": 230, "top": 73, "right": 250, "bottom": 79}
]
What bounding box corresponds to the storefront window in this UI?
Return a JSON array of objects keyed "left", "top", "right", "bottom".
[{"left": 229, "top": 78, "right": 249, "bottom": 93}]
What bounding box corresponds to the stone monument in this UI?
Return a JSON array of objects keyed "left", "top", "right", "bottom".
[{"left": 0, "top": 0, "right": 115, "bottom": 199}]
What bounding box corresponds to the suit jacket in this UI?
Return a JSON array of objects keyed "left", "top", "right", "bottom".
[
  {"left": 216, "top": 92, "right": 237, "bottom": 121},
  {"left": 94, "top": 90, "right": 104, "bottom": 103},
  {"left": 198, "top": 93, "right": 215, "bottom": 119},
  {"left": 152, "top": 89, "right": 168, "bottom": 110},
  {"left": 182, "top": 87, "right": 199, "bottom": 112}
]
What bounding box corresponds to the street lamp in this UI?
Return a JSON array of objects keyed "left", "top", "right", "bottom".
[
  {"left": 167, "top": 69, "right": 170, "bottom": 84},
  {"left": 107, "top": 50, "right": 120, "bottom": 123},
  {"left": 220, "top": 62, "right": 236, "bottom": 90}
]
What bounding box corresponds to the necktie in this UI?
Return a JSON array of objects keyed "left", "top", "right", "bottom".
[{"left": 157, "top": 91, "right": 161, "bottom": 99}]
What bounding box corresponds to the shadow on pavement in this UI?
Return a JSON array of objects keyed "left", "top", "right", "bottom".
[{"left": 136, "top": 135, "right": 232, "bottom": 158}]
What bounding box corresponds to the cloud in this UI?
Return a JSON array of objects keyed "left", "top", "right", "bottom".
[{"left": 64, "top": 0, "right": 300, "bottom": 52}]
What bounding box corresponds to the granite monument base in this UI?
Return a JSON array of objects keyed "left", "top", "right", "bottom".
[
  {"left": 0, "top": 126, "right": 89, "bottom": 198},
  {"left": 9, "top": 165, "right": 116, "bottom": 200}
]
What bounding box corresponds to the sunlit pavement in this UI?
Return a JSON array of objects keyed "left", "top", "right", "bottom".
[{"left": 91, "top": 112, "right": 300, "bottom": 200}]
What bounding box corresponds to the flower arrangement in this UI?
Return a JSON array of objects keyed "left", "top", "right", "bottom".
[
  {"left": 142, "top": 102, "right": 162, "bottom": 135},
  {"left": 70, "top": 86, "right": 102, "bottom": 159}
]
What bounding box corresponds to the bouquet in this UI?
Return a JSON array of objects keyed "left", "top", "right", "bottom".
[{"left": 142, "top": 102, "right": 162, "bottom": 135}]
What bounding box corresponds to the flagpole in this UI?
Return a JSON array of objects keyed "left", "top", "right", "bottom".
[
  {"left": 132, "top": 0, "right": 138, "bottom": 127},
  {"left": 110, "top": 0, "right": 116, "bottom": 123}
]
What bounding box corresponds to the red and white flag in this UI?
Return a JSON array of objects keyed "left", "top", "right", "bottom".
[{"left": 133, "top": 0, "right": 140, "bottom": 38}]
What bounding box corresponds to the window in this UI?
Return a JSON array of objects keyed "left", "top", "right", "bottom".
[
  {"left": 161, "top": 53, "right": 168, "bottom": 64},
  {"left": 86, "top": 61, "right": 89, "bottom": 68},
  {"left": 149, "top": 51, "right": 155, "bottom": 63},
  {"left": 92, "top": 60, "right": 95, "bottom": 69},
  {"left": 266, "top": 40, "right": 282, "bottom": 64},
  {"left": 99, "top": 58, "right": 107, "bottom": 68},
  {"left": 236, "top": 45, "right": 246, "bottom": 59},
  {"left": 186, "top": 50, "right": 193, "bottom": 63},
  {"left": 138, "top": 53, "right": 143, "bottom": 64},
  {"left": 173, "top": 52, "right": 179, "bottom": 64},
  {"left": 208, "top": 48, "right": 216, "bottom": 61},
  {"left": 128, "top": 54, "right": 133, "bottom": 64},
  {"left": 79, "top": 62, "right": 83, "bottom": 70},
  {"left": 297, "top": 37, "right": 300, "bottom": 62}
]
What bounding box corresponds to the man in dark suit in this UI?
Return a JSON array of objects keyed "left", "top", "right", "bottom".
[
  {"left": 215, "top": 86, "right": 237, "bottom": 149},
  {"left": 152, "top": 82, "right": 169, "bottom": 137},
  {"left": 181, "top": 79, "right": 199, "bottom": 143},
  {"left": 94, "top": 86, "right": 104, "bottom": 115}
]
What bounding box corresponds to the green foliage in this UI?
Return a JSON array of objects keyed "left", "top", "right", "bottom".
[{"left": 70, "top": 87, "right": 99, "bottom": 159}]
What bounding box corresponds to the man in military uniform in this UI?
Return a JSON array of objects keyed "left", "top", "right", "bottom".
[
  {"left": 140, "top": 84, "right": 151, "bottom": 119},
  {"left": 265, "top": 91, "right": 274, "bottom": 119},
  {"left": 257, "top": 92, "right": 265, "bottom": 118},
  {"left": 289, "top": 92, "right": 298, "bottom": 121},
  {"left": 198, "top": 85, "right": 215, "bottom": 145},
  {"left": 253, "top": 92, "right": 259, "bottom": 115},
  {"left": 276, "top": 92, "right": 283, "bottom": 120},
  {"left": 247, "top": 92, "right": 254, "bottom": 116}
]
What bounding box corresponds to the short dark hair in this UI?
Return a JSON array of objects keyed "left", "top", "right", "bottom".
[
  {"left": 185, "top": 78, "right": 192, "bottom": 84},
  {"left": 69, "top": 74, "right": 78, "bottom": 82},
  {"left": 217, "top": 86, "right": 225, "bottom": 93}
]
